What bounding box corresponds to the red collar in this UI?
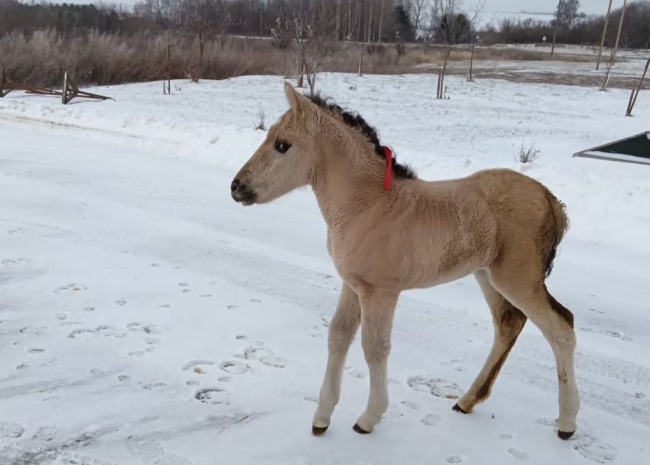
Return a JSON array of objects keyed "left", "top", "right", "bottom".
[{"left": 383, "top": 146, "right": 393, "bottom": 190}]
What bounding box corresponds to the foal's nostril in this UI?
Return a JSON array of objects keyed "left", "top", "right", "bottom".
[{"left": 231, "top": 179, "right": 241, "bottom": 192}]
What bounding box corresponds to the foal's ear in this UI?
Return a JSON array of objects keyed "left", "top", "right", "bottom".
[
  {"left": 284, "top": 82, "right": 308, "bottom": 117},
  {"left": 283, "top": 82, "right": 319, "bottom": 132}
]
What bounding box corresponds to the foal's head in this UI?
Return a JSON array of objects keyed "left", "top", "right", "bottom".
[{"left": 230, "top": 83, "right": 322, "bottom": 206}]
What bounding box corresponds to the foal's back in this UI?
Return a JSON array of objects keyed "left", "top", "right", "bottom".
[{"left": 389, "top": 168, "right": 565, "bottom": 289}]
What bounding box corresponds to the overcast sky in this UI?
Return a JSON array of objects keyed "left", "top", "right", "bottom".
[
  {"left": 47, "top": 0, "right": 628, "bottom": 17},
  {"left": 468, "top": 0, "right": 627, "bottom": 15}
]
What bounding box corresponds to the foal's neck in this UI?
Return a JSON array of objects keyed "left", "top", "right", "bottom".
[{"left": 310, "top": 128, "right": 389, "bottom": 230}]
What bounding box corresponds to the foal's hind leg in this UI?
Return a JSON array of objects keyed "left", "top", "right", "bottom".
[
  {"left": 490, "top": 269, "right": 579, "bottom": 439},
  {"left": 312, "top": 284, "right": 361, "bottom": 435},
  {"left": 454, "top": 271, "right": 527, "bottom": 414}
]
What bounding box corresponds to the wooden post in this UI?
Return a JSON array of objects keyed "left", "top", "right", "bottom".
[
  {"left": 600, "top": 59, "right": 613, "bottom": 91},
  {"left": 611, "top": 0, "right": 628, "bottom": 65},
  {"left": 596, "top": 0, "right": 613, "bottom": 71},
  {"left": 626, "top": 58, "right": 650, "bottom": 116},
  {"left": 357, "top": 0, "right": 364, "bottom": 76},
  {"left": 0, "top": 68, "right": 10, "bottom": 97},
  {"left": 469, "top": 43, "right": 475, "bottom": 82},
  {"left": 166, "top": 42, "right": 172, "bottom": 94}
]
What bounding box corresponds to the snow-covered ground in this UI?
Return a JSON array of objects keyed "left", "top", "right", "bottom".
[{"left": 0, "top": 74, "right": 649, "bottom": 465}]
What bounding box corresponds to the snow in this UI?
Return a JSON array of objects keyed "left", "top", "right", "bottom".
[{"left": 0, "top": 73, "right": 649, "bottom": 465}]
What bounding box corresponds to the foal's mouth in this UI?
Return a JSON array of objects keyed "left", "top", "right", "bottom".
[{"left": 232, "top": 190, "right": 258, "bottom": 206}]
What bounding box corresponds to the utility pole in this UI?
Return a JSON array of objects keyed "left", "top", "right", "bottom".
[
  {"left": 596, "top": 0, "right": 614, "bottom": 70},
  {"left": 610, "top": 0, "right": 628, "bottom": 65},
  {"left": 551, "top": 0, "right": 563, "bottom": 57}
]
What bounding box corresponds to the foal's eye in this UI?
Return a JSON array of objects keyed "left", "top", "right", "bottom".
[{"left": 274, "top": 141, "right": 291, "bottom": 154}]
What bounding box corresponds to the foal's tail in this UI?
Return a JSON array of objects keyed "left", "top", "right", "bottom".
[{"left": 543, "top": 191, "right": 569, "bottom": 278}]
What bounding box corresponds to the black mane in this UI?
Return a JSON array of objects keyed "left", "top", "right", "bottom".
[{"left": 308, "top": 93, "right": 417, "bottom": 180}]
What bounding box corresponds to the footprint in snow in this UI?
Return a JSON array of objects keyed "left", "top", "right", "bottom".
[
  {"left": 236, "top": 346, "right": 287, "bottom": 368},
  {"left": 407, "top": 376, "right": 464, "bottom": 399},
  {"left": 0, "top": 421, "right": 24, "bottom": 438},
  {"left": 421, "top": 414, "right": 442, "bottom": 427},
  {"left": 220, "top": 360, "right": 252, "bottom": 374},
  {"left": 182, "top": 360, "right": 217, "bottom": 374},
  {"left": 127, "top": 435, "right": 192, "bottom": 465},
  {"left": 508, "top": 448, "right": 530, "bottom": 461},
  {"left": 250, "top": 299, "right": 262, "bottom": 304},
  {"left": 573, "top": 434, "right": 617, "bottom": 464},
  {"left": 346, "top": 366, "right": 366, "bottom": 379},
  {"left": 446, "top": 454, "right": 465, "bottom": 463},
  {"left": 227, "top": 305, "right": 239, "bottom": 310},
  {"left": 20, "top": 326, "right": 47, "bottom": 335},
  {"left": 116, "top": 300, "right": 127, "bottom": 307},
  {"left": 195, "top": 387, "right": 229, "bottom": 405},
  {"left": 54, "top": 283, "right": 87, "bottom": 294},
  {"left": 401, "top": 401, "right": 419, "bottom": 410},
  {"left": 127, "top": 322, "right": 164, "bottom": 334},
  {"left": 32, "top": 425, "right": 58, "bottom": 442}
]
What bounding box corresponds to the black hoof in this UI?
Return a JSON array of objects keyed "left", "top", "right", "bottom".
[
  {"left": 353, "top": 423, "right": 371, "bottom": 434},
  {"left": 558, "top": 430, "right": 575, "bottom": 440},
  {"left": 452, "top": 403, "right": 469, "bottom": 414},
  {"left": 312, "top": 425, "right": 328, "bottom": 436}
]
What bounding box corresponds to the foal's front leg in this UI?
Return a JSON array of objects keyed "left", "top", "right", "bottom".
[
  {"left": 312, "top": 285, "right": 361, "bottom": 435},
  {"left": 353, "top": 287, "right": 400, "bottom": 434}
]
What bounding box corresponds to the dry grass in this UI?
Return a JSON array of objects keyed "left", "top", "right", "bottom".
[{"left": 0, "top": 29, "right": 606, "bottom": 89}]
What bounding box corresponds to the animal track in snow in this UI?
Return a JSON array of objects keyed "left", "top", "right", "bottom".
[
  {"left": 508, "top": 448, "right": 530, "bottom": 461},
  {"left": 127, "top": 322, "right": 164, "bottom": 334},
  {"left": 446, "top": 454, "right": 465, "bottom": 463},
  {"left": 20, "top": 326, "right": 46, "bottom": 335},
  {"left": 68, "top": 326, "right": 126, "bottom": 340},
  {"left": 195, "top": 387, "right": 229, "bottom": 405},
  {"left": 182, "top": 360, "right": 217, "bottom": 374},
  {"left": 0, "top": 421, "right": 24, "bottom": 438},
  {"left": 235, "top": 345, "right": 286, "bottom": 368},
  {"left": 407, "top": 376, "right": 464, "bottom": 399},
  {"left": 127, "top": 435, "right": 192, "bottom": 465},
  {"left": 401, "top": 400, "right": 419, "bottom": 410},
  {"left": 116, "top": 300, "right": 127, "bottom": 307},
  {"left": 32, "top": 425, "right": 58, "bottom": 442},
  {"left": 346, "top": 366, "right": 366, "bottom": 379},
  {"left": 573, "top": 435, "right": 617, "bottom": 463},
  {"left": 579, "top": 327, "right": 633, "bottom": 342},
  {"left": 54, "top": 283, "right": 87, "bottom": 294},
  {"left": 421, "top": 414, "right": 442, "bottom": 427},
  {"left": 220, "top": 360, "right": 252, "bottom": 375}
]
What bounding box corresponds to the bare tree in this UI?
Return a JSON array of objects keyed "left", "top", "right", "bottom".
[{"left": 271, "top": 7, "right": 334, "bottom": 96}]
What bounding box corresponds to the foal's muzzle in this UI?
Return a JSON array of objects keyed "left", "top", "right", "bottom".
[{"left": 231, "top": 178, "right": 257, "bottom": 206}]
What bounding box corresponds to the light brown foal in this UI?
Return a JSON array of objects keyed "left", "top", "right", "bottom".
[{"left": 231, "top": 83, "right": 579, "bottom": 440}]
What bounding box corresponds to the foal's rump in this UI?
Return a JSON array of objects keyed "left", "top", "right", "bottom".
[{"left": 470, "top": 168, "right": 569, "bottom": 279}]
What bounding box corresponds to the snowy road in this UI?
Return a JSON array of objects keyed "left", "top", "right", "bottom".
[{"left": 1, "top": 75, "right": 649, "bottom": 465}]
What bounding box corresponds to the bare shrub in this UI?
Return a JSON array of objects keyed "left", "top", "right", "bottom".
[
  {"left": 254, "top": 108, "right": 266, "bottom": 131},
  {"left": 513, "top": 140, "right": 541, "bottom": 164}
]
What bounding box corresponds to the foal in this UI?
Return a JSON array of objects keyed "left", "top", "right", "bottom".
[{"left": 231, "top": 83, "right": 579, "bottom": 440}]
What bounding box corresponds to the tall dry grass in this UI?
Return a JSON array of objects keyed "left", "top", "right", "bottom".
[
  {"left": 0, "top": 30, "right": 288, "bottom": 87},
  {"left": 0, "top": 29, "right": 596, "bottom": 89}
]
